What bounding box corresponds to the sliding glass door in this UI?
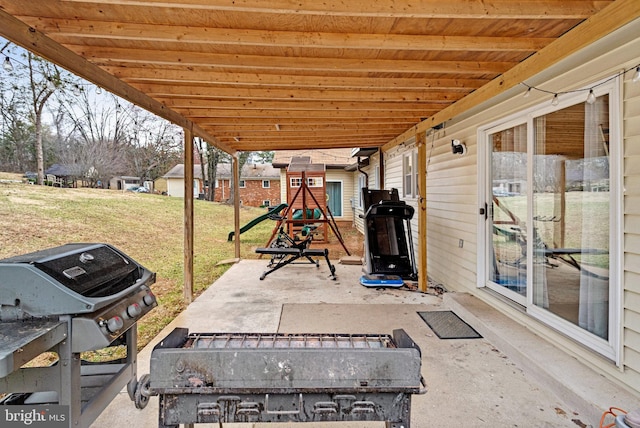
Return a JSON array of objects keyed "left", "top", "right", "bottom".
[
  {"left": 487, "top": 122, "right": 528, "bottom": 306},
  {"left": 531, "top": 97, "right": 611, "bottom": 341},
  {"left": 480, "top": 79, "right": 619, "bottom": 359}
]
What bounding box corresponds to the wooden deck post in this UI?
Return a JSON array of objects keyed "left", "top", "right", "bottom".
[
  {"left": 183, "top": 127, "right": 194, "bottom": 304},
  {"left": 416, "top": 131, "right": 428, "bottom": 292},
  {"left": 232, "top": 154, "right": 241, "bottom": 259}
]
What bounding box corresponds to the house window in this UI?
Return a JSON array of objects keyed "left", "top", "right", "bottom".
[
  {"left": 403, "top": 150, "right": 417, "bottom": 198},
  {"left": 262, "top": 180, "right": 270, "bottom": 188},
  {"left": 307, "top": 177, "right": 323, "bottom": 187},
  {"left": 239, "top": 180, "right": 246, "bottom": 188},
  {"left": 290, "top": 177, "right": 302, "bottom": 188},
  {"left": 263, "top": 200, "right": 271, "bottom": 207}
]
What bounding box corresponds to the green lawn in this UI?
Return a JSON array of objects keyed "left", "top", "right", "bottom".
[
  {"left": 0, "top": 174, "right": 273, "bottom": 347},
  {"left": 493, "top": 192, "right": 609, "bottom": 269}
]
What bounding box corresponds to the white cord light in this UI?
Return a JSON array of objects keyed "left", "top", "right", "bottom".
[
  {"left": 522, "top": 63, "right": 640, "bottom": 106},
  {"left": 3, "top": 56, "right": 13, "bottom": 72}
]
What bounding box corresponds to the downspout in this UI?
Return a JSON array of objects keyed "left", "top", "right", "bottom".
[
  {"left": 356, "top": 156, "right": 368, "bottom": 227},
  {"left": 357, "top": 156, "right": 369, "bottom": 187}
]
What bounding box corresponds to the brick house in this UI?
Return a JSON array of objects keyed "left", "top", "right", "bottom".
[
  {"left": 162, "top": 162, "right": 280, "bottom": 207},
  {"left": 214, "top": 163, "right": 281, "bottom": 207},
  {"left": 272, "top": 149, "right": 356, "bottom": 223}
]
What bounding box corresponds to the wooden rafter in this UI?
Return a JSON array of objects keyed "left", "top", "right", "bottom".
[
  {"left": 0, "top": 0, "right": 622, "bottom": 152},
  {"left": 32, "top": 0, "right": 611, "bottom": 19}
]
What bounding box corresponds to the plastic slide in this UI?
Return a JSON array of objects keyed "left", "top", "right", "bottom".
[{"left": 227, "top": 203, "right": 288, "bottom": 241}]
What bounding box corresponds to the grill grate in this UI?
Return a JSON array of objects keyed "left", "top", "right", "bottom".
[{"left": 185, "top": 332, "right": 395, "bottom": 350}]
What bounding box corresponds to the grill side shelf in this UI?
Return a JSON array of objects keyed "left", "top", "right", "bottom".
[{"left": 0, "top": 320, "right": 68, "bottom": 378}]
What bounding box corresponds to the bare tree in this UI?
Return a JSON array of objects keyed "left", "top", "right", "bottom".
[
  {"left": 26, "top": 52, "right": 61, "bottom": 185},
  {"left": 124, "top": 107, "right": 183, "bottom": 183},
  {"left": 56, "top": 90, "right": 130, "bottom": 186},
  {"left": 194, "top": 138, "right": 227, "bottom": 201},
  {"left": 0, "top": 42, "right": 60, "bottom": 176},
  {"left": 0, "top": 81, "right": 33, "bottom": 172},
  {"left": 227, "top": 151, "right": 252, "bottom": 205}
]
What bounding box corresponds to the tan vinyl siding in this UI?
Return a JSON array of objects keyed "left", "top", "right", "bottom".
[
  {"left": 353, "top": 177, "right": 364, "bottom": 233},
  {"left": 384, "top": 33, "right": 640, "bottom": 394},
  {"left": 624, "top": 67, "right": 640, "bottom": 383},
  {"left": 352, "top": 152, "right": 381, "bottom": 233},
  {"left": 325, "top": 170, "right": 354, "bottom": 222},
  {"left": 423, "top": 125, "right": 479, "bottom": 290},
  {"left": 384, "top": 146, "right": 405, "bottom": 191}
]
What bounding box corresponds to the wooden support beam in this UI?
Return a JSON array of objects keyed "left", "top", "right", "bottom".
[
  {"left": 416, "top": 131, "right": 428, "bottom": 292},
  {"left": 183, "top": 127, "right": 194, "bottom": 304},
  {"left": 382, "top": 0, "right": 640, "bottom": 152},
  {"left": 52, "top": 0, "right": 613, "bottom": 20},
  {"left": 0, "top": 8, "right": 234, "bottom": 155},
  {"left": 232, "top": 155, "right": 241, "bottom": 259},
  {"left": 79, "top": 47, "right": 515, "bottom": 75},
  {"left": 157, "top": 99, "right": 450, "bottom": 112},
  {"left": 41, "top": 19, "right": 552, "bottom": 52},
  {"left": 135, "top": 85, "right": 460, "bottom": 103},
  {"left": 109, "top": 69, "right": 487, "bottom": 91}
]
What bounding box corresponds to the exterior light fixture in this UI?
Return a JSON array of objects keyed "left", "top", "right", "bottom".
[
  {"left": 586, "top": 89, "right": 596, "bottom": 105},
  {"left": 45, "top": 78, "right": 56, "bottom": 91},
  {"left": 3, "top": 56, "right": 13, "bottom": 72},
  {"left": 451, "top": 139, "right": 466, "bottom": 155}
]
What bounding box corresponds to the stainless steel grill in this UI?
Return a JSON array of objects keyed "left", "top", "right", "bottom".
[
  {"left": 0, "top": 243, "right": 157, "bottom": 428},
  {"left": 142, "top": 328, "right": 426, "bottom": 427}
]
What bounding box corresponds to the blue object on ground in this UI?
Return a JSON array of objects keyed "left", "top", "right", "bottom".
[{"left": 360, "top": 274, "right": 404, "bottom": 288}]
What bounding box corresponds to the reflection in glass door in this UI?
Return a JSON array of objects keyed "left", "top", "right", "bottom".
[
  {"left": 488, "top": 123, "right": 528, "bottom": 305},
  {"left": 483, "top": 91, "right": 614, "bottom": 352},
  {"left": 531, "top": 97, "right": 610, "bottom": 340}
]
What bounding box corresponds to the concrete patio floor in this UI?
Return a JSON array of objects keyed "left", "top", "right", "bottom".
[{"left": 92, "top": 259, "right": 638, "bottom": 427}]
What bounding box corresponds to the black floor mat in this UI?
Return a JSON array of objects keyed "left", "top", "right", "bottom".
[{"left": 418, "top": 310, "right": 482, "bottom": 339}]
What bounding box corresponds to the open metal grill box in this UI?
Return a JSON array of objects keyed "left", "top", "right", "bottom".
[{"left": 147, "top": 328, "right": 426, "bottom": 427}]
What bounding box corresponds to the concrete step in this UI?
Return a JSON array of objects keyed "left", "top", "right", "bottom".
[{"left": 445, "top": 292, "right": 639, "bottom": 425}]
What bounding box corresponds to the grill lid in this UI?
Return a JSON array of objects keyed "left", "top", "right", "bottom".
[{"left": 0, "top": 243, "right": 155, "bottom": 318}]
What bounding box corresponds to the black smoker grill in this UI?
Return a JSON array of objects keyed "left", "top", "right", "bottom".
[
  {"left": 0, "top": 243, "right": 157, "bottom": 427},
  {"left": 141, "top": 328, "right": 426, "bottom": 427}
]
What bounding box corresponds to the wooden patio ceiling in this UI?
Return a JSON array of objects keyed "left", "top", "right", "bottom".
[{"left": 0, "top": 1, "right": 635, "bottom": 154}]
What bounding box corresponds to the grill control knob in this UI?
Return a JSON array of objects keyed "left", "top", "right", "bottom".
[
  {"left": 105, "top": 316, "right": 124, "bottom": 333},
  {"left": 126, "top": 303, "right": 142, "bottom": 318},
  {"left": 141, "top": 293, "right": 156, "bottom": 307}
]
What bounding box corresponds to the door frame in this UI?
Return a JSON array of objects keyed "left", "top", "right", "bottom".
[{"left": 476, "top": 76, "right": 623, "bottom": 363}]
